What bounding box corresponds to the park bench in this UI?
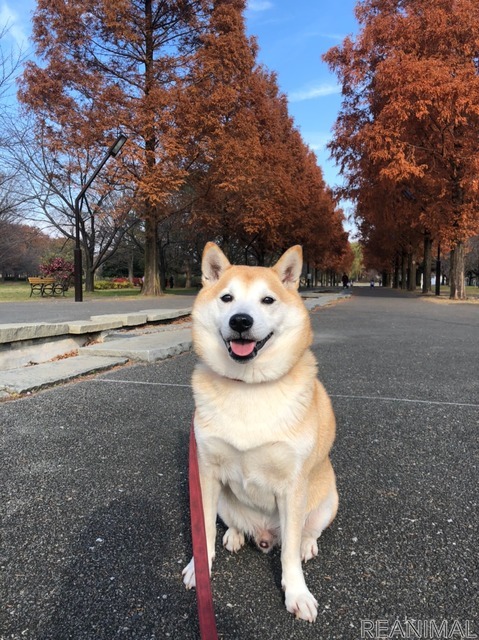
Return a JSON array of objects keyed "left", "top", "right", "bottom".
[{"left": 28, "top": 277, "right": 67, "bottom": 297}]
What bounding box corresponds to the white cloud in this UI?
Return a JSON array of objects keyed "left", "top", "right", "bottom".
[
  {"left": 247, "top": 1, "right": 273, "bottom": 12},
  {"left": 314, "top": 31, "right": 348, "bottom": 42},
  {"left": 0, "top": 1, "right": 30, "bottom": 49},
  {"left": 288, "top": 83, "right": 341, "bottom": 103},
  {"left": 302, "top": 132, "right": 331, "bottom": 153},
  {"left": 308, "top": 141, "right": 327, "bottom": 152}
]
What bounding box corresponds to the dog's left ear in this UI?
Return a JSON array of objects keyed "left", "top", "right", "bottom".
[
  {"left": 272, "top": 245, "right": 303, "bottom": 290},
  {"left": 201, "top": 242, "right": 231, "bottom": 286}
]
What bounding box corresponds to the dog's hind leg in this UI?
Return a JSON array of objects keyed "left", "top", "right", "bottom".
[
  {"left": 218, "top": 486, "right": 276, "bottom": 553},
  {"left": 218, "top": 487, "right": 249, "bottom": 553},
  {"left": 223, "top": 527, "right": 245, "bottom": 552}
]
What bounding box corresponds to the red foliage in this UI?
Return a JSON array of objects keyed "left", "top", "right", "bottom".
[{"left": 39, "top": 257, "right": 74, "bottom": 284}]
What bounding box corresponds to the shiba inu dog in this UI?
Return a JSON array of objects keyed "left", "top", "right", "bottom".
[{"left": 182, "top": 242, "right": 338, "bottom": 623}]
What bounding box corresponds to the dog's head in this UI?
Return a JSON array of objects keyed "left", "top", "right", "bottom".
[{"left": 192, "top": 242, "right": 313, "bottom": 383}]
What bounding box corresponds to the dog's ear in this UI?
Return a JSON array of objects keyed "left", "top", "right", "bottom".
[
  {"left": 272, "top": 245, "right": 303, "bottom": 290},
  {"left": 201, "top": 242, "right": 231, "bottom": 286}
]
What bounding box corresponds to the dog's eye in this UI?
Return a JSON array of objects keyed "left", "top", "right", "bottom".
[
  {"left": 262, "top": 296, "right": 275, "bottom": 305},
  {"left": 220, "top": 294, "right": 233, "bottom": 303}
]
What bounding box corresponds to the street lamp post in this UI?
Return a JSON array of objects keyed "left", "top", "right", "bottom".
[{"left": 74, "top": 133, "right": 128, "bottom": 302}]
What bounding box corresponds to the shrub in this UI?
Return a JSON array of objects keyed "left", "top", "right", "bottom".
[
  {"left": 111, "top": 277, "right": 136, "bottom": 289},
  {"left": 40, "top": 257, "right": 74, "bottom": 286},
  {"left": 94, "top": 280, "right": 113, "bottom": 290},
  {"left": 94, "top": 279, "right": 135, "bottom": 290}
]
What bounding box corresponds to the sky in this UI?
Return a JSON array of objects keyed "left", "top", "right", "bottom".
[
  {"left": 245, "top": 1, "right": 359, "bottom": 190},
  {"left": 1, "top": 0, "right": 360, "bottom": 227}
]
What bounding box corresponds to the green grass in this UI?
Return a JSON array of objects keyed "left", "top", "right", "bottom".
[
  {"left": 438, "top": 285, "right": 479, "bottom": 298},
  {"left": 0, "top": 281, "right": 37, "bottom": 302},
  {"left": 386, "top": 285, "right": 478, "bottom": 298},
  {"left": 83, "top": 287, "right": 142, "bottom": 299},
  {"left": 0, "top": 281, "right": 197, "bottom": 302}
]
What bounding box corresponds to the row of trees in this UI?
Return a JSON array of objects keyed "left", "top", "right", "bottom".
[
  {"left": 324, "top": 0, "right": 479, "bottom": 299},
  {"left": 0, "top": 0, "right": 352, "bottom": 293},
  {"left": 0, "top": 220, "right": 55, "bottom": 278}
]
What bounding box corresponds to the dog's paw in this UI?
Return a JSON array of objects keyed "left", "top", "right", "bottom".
[
  {"left": 284, "top": 588, "right": 318, "bottom": 623},
  {"left": 301, "top": 536, "right": 319, "bottom": 563},
  {"left": 223, "top": 527, "right": 245, "bottom": 553},
  {"left": 182, "top": 558, "right": 196, "bottom": 589}
]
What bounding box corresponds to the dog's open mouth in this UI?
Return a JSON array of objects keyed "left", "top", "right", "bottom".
[{"left": 225, "top": 332, "right": 273, "bottom": 362}]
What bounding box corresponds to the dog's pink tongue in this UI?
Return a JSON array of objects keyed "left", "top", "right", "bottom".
[{"left": 231, "top": 340, "right": 256, "bottom": 357}]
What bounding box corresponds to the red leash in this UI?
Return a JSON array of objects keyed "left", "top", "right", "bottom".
[{"left": 189, "top": 417, "right": 219, "bottom": 639}]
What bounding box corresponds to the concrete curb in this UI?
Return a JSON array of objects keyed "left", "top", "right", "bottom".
[
  {"left": 0, "top": 322, "right": 71, "bottom": 343},
  {"left": 0, "top": 307, "right": 193, "bottom": 344},
  {"left": 79, "top": 328, "right": 192, "bottom": 362},
  {"left": 302, "top": 292, "right": 350, "bottom": 310},
  {"left": 0, "top": 355, "right": 128, "bottom": 394}
]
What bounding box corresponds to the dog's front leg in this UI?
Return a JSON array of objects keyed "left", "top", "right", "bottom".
[
  {"left": 277, "top": 490, "right": 318, "bottom": 622},
  {"left": 182, "top": 469, "right": 221, "bottom": 590}
]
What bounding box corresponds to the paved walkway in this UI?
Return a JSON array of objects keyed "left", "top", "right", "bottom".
[
  {"left": 0, "top": 293, "right": 197, "bottom": 324},
  {"left": 1, "top": 288, "right": 477, "bottom": 639}
]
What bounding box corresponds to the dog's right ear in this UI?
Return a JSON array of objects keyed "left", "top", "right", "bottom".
[{"left": 201, "top": 242, "right": 231, "bottom": 287}]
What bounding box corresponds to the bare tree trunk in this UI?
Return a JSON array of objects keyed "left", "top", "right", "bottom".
[
  {"left": 422, "top": 232, "right": 432, "bottom": 293},
  {"left": 393, "top": 254, "right": 400, "bottom": 288},
  {"left": 401, "top": 251, "right": 407, "bottom": 289},
  {"left": 127, "top": 249, "right": 134, "bottom": 283},
  {"left": 407, "top": 252, "right": 417, "bottom": 291},
  {"left": 141, "top": 0, "right": 163, "bottom": 297},
  {"left": 84, "top": 249, "right": 94, "bottom": 292},
  {"left": 184, "top": 261, "right": 192, "bottom": 288},
  {"left": 84, "top": 269, "right": 94, "bottom": 292},
  {"left": 142, "top": 217, "right": 162, "bottom": 296},
  {"left": 450, "top": 241, "right": 466, "bottom": 300}
]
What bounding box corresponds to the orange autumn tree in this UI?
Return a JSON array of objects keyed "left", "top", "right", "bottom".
[
  {"left": 246, "top": 75, "right": 352, "bottom": 271},
  {"left": 351, "top": 161, "right": 429, "bottom": 290},
  {"left": 357, "top": 186, "right": 427, "bottom": 288},
  {"left": 287, "top": 144, "right": 351, "bottom": 273},
  {"left": 182, "top": 0, "right": 265, "bottom": 254},
  {"left": 324, "top": 0, "right": 479, "bottom": 299},
  {"left": 18, "top": 0, "right": 348, "bottom": 285},
  {"left": 189, "top": 48, "right": 349, "bottom": 265},
  {"left": 180, "top": 1, "right": 350, "bottom": 265},
  {"left": 18, "top": 0, "right": 215, "bottom": 296},
  {"left": 188, "top": 62, "right": 298, "bottom": 258}
]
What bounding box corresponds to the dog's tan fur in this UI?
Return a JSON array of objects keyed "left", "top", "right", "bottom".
[{"left": 182, "top": 243, "right": 338, "bottom": 622}]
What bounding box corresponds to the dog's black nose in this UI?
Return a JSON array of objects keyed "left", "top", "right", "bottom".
[{"left": 229, "top": 313, "right": 254, "bottom": 333}]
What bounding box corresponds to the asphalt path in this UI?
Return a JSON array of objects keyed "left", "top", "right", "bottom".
[
  {"left": 0, "top": 294, "right": 196, "bottom": 324},
  {"left": 1, "top": 288, "right": 478, "bottom": 640}
]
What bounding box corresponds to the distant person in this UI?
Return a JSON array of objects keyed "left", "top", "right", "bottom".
[
  {"left": 169, "top": 275, "right": 174, "bottom": 289},
  {"left": 370, "top": 278, "right": 375, "bottom": 287},
  {"left": 342, "top": 273, "right": 349, "bottom": 289}
]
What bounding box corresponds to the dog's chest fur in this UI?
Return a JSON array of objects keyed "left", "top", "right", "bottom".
[
  {"left": 193, "top": 354, "right": 317, "bottom": 501},
  {"left": 201, "top": 435, "right": 297, "bottom": 511}
]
